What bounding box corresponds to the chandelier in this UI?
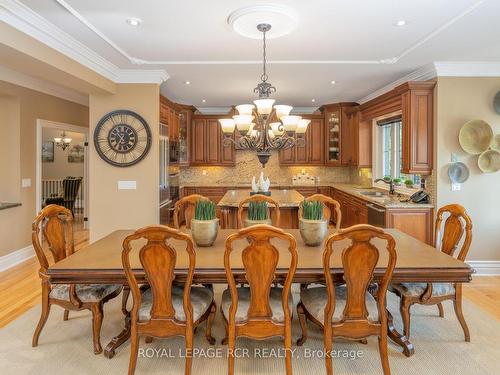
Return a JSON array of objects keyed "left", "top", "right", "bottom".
[
  {"left": 218, "top": 23, "right": 309, "bottom": 167},
  {"left": 54, "top": 131, "right": 72, "bottom": 150}
]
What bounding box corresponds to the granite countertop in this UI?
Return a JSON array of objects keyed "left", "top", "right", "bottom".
[
  {"left": 0, "top": 202, "right": 22, "bottom": 210},
  {"left": 329, "top": 183, "right": 434, "bottom": 209},
  {"left": 217, "top": 189, "right": 304, "bottom": 208},
  {"left": 181, "top": 182, "right": 433, "bottom": 209}
]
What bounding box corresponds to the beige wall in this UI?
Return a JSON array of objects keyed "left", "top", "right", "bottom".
[
  {"left": 41, "top": 129, "right": 85, "bottom": 180},
  {"left": 89, "top": 84, "right": 159, "bottom": 242},
  {"left": 0, "top": 81, "right": 88, "bottom": 257},
  {"left": 0, "top": 95, "right": 20, "bottom": 202},
  {"left": 436, "top": 77, "right": 500, "bottom": 261}
]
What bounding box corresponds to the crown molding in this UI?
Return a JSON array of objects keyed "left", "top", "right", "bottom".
[
  {"left": 0, "top": 0, "right": 169, "bottom": 84},
  {"left": 195, "top": 107, "right": 233, "bottom": 115},
  {"left": 291, "top": 107, "right": 320, "bottom": 114},
  {"left": 0, "top": 65, "right": 88, "bottom": 105},
  {"left": 357, "top": 63, "right": 437, "bottom": 104},
  {"left": 434, "top": 62, "right": 500, "bottom": 77}
]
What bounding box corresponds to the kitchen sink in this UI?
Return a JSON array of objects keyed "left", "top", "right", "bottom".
[{"left": 360, "top": 191, "right": 386, "bottom": 197}]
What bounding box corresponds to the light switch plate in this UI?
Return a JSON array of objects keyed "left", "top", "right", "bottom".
[
  {"left": 451, "top": 183, "right": 461, "bottom": 191},
  {"left": 21, "top": 178, "right": 31, "bottom": 188},
  {"left": 118, "top": 180, "right": 137, "bottom": 190}
]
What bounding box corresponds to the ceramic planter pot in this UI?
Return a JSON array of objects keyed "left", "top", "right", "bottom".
[
  {"left": 299, "top": 218, "right": 328, "bottom": 246},
  {"left": 243, "top": 218, "right": 272, "bottom": 227},
  {"left": 190, "top": 218, "right": 219, "bottom": 247}
]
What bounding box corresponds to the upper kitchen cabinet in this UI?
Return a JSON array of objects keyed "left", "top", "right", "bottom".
[
  {"left": 359, "top": 81, "right": 435, "bottom": 175},
  {"left": 343, "top": 106, "right": 372, "bottom": 168},
  {"left": 190, "top": 115, "right": 235, "bottom": 166},
  {"left": 159, "top": 95, "right": 194, "bottom": 166},
  {"left": 279, "top": 115, "right": 324, "bottom": 165}
]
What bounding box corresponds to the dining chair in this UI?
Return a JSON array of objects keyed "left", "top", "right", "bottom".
[
  {"left": 222, "top": 224, "right": 297, "bottom": 375},
  {"left": 122, "top": 225, "right": 217, "bottom": 375},
  {"left": 297, "top": 224, "right": 397, "bottom": 375},
  {"left": 298, "top": 193, "right": 342, "bottom": 229},
  {"left": 389, "top": 204, "right": 473, "bottom": 342},
  {"left": 44, "top": 176, "right": 82, "bottom": 215},
  {"left": 237, "top": 194, "right": 281, "bottom": 228},
  {"left": 31, "top": 204, "right": 123, "bottom": 354},
  {"left": 173, "top": 194, "right": 210, "bottom": 229}
]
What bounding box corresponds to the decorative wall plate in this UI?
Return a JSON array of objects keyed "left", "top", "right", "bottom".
[
  {"left": 494, "top": 91, "right": 500, "bottom": 114},
  {"left": 478, "top": 149, "right": 500, "bottom": 173},
  {"left": 448, "top": 162, "right": 470, "bottom": 183},
  {"left": 94, "top": 110, "right": 152, "bottom": 167},
  {"left": 458, "top": 119, "right": 493, "bottom": 155}
]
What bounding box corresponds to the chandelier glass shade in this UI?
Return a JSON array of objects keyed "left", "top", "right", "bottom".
[
  {"left": 54, "top": 131, "right": 72, "bottom": 150},
  {"left": 218, "top": 23, "right": 308, "bottom": 167}
]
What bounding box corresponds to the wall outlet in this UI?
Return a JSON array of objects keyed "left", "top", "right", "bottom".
[
  {"left": 451, "top": 153, "right": 458, "bottom": 163},
  {"left": 21, "top": 178, "right": 31, "bottom": 188},
  {"left": 451, "top": 183, "right": 461, "bottom": 191},
  {"left": 118, "top": 180, "right": 137, "bottom": 190}
]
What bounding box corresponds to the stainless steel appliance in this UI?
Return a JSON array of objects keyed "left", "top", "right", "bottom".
[{"left": 367, "top": 203, "right": 386, "bottom": 228}]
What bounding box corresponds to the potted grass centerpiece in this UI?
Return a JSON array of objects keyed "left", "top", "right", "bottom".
[
  {"left": 299, "top": 200, "right": 328, "bottom": 246},
  {"left": 190, "top": 200, "right": 219, "bottom": 247},
  {"left": 244, "top": 201, "right": 272, "bottom": 227}
]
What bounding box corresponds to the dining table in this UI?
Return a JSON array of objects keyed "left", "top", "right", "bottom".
[{"left": 45, "top": 228, "right": 473, "bottom": 359}]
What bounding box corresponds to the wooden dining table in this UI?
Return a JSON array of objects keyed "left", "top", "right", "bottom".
[{"left": 46, "top": 228, "right": 473, "bottom": 359}]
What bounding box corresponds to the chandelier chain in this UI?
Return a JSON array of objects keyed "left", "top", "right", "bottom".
[{"left": 261, "top": 29, "right": 268, "bottom": 82}]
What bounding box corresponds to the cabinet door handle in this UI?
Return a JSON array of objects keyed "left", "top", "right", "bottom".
[{"left": 366, "top": 203, "right": 385, "bottom": 213}]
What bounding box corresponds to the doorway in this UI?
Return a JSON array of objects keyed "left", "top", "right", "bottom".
[{"left": 36, "top": 120, "right": 89, "bottom": 235}]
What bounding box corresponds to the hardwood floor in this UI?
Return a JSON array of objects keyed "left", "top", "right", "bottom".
[{"left": 0, "top": 224, "right": 499, "bottom": 327}]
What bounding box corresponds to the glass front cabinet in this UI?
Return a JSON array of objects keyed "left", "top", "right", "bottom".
[{"left": 322, "top": 105, "right": 342, "bottom": 166}]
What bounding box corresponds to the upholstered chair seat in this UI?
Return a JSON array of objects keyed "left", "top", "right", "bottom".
[
  {"left": 389, "top": 282, "right": 455, "bottom": 298},
  {"left": 300, "top": 285, "right": 379, "bottom": 323},
  {"left": 139, "top": 286, "right": 214, "bottom": 322},
  {"left": 221, "top": 287, "right": 294, "bottom": 323},
  {"left": 50, "top": 284, "right": 122, "bottom": 303}
]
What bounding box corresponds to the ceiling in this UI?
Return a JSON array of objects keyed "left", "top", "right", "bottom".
[{"left": 14, "top": 0, "right": 500, "bottom": 108}]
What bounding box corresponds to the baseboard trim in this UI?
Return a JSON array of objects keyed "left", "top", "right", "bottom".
[
  {"left": 467, "top": 261, "right": 500, "bottom": 276},
  {"left": 0, "top": 245, "right": 35, "bottom": 272}
]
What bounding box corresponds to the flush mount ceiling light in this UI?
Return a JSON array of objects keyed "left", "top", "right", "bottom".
[
  {"left": 218, "top": 20, "right": 308, "bottom": 167},
  {"left": 126, "top": 18, "right": 142, "bottom": 27},
  {"left": 394, "top": 19, "right": 407, "bottom": 26},
  {"left": 184, "top": 81, "right": 191, "bottom": 85},
  {"left": 227, "top": 4, "right": 298, "bottom": 39},
  {"left": 331, "top": 80, "right": 336, "bottom": 85}
]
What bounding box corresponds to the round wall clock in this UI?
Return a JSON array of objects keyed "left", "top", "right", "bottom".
[{"left": 94, "top": 109, "right": 152, "bottom": 167}]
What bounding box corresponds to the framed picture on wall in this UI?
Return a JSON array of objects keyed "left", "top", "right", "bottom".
[
  {"left": 41, "top": 141, "right": 54, "bottom": 162},
  {"left": 67, "top": 143, "right": 84, "bottom": 163}
]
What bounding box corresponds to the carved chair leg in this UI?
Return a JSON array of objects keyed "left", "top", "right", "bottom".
[
  {"left": 205, "top": 302, "right": 216, "bottom": 345},
  {"left": 284, "top": 326, "right": 293, "bottom": 375},
  {"left": 453, "top": 284, "right": 470, "bottom": 342},
  {"left": 437, "top": 302, "right": 444, "bottom": 318},
  {"left": 296, "top": 302, "right": 308, "bottom": 346},
  {"left": 400, "top": 297, "right": 412, "bottom": 340},
  {"left": 32, "top": 284, "right": 51, "bottom": 347},
  {"left": 378, "top": 330, "right": 391, "bottom": 375},
  {"left": 63, "top": 309, "right": 70, "bottom": 321},
  {"left": 145, "top": 337, "right": 153, "bottom": 343},
  {"left": 324, "top": 325, "right": 333, "bottom": 375},
  {"left": 91, "top": 302, "right": 104, "bottom": 354},
  {"left": 121, "top": 286, "right": 130, "bottom": 316},
  {"left": 128, "top": 327, "right": 139, "bottom": 375},
  {"left": 185, "top": 330, "right": 193, "bottom": 375},
  {"left": 227, "top": 327, "right": 236, "bottom": 375}
]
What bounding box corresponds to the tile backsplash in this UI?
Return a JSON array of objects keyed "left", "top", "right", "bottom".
[{"left": 179, "top": 150, "right": 352, "bottom": 186}]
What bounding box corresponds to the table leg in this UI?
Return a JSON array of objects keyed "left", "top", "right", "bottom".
[
  {"left": 386, "top": 308, "right": 415, "bottom": 357},
  {"left": 104, "top": 313, "right": 131, "bottom": 359}
]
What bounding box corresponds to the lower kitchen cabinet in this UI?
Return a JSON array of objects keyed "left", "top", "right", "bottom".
[{"left": 385, "top": 208, "right": 433, "bottom": 245}]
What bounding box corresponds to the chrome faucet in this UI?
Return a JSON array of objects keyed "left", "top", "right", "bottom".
[{"left": 374, "top": 178, "right": 395, "bottom": 195}]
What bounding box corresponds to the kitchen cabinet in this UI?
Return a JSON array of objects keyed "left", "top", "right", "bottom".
[
  {"left": 279, "top": 116, "right": 324, "bottom": 165},
  {"left": 190, "top": 115, "right": 235, "bottom": 166},
  {"left": 333, "top": 189, "right": 368, "bottom": 228},
  {"left": 343, "top": 107, "right": 372, "bottom": 167},
  {"left": 159, "top": 95, "right": 194, "bottom": 166},
  {"left": 399, "top": 82, "right": 435, "bottom": 174},
  {"left": 386, "top": 208, "right": 433, "bottom": 245}
]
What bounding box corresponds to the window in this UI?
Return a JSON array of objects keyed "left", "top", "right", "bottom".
[{"left": 375, "top": 116, "right": 418, "bottom": 186}]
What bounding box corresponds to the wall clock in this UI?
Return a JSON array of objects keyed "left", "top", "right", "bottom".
[{"left": 94, "top": 109, "right": 152, "bottom": 167}]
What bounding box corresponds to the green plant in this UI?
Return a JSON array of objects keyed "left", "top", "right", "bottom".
[
  {"left": 194, "top": 200, "right": 216, "bottom": 221},
  {"left": 383, "top": 176, "right": 392, "bottom": 182},
  {"left": 301, "top": 200, "right": 324, "bottom": 221},
  {"left": 247, "top": 201, "right": 268, "bottom": 221},
  {"left": 404, "top": 179, "right": 414, "bottom": 186},
  {"left": 393, "top": 178, "right": 402, "bottom": 185}
]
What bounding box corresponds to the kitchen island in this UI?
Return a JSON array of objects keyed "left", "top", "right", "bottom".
[{"left": 217, "top": 189, "right": 304, "bottom": 229}]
